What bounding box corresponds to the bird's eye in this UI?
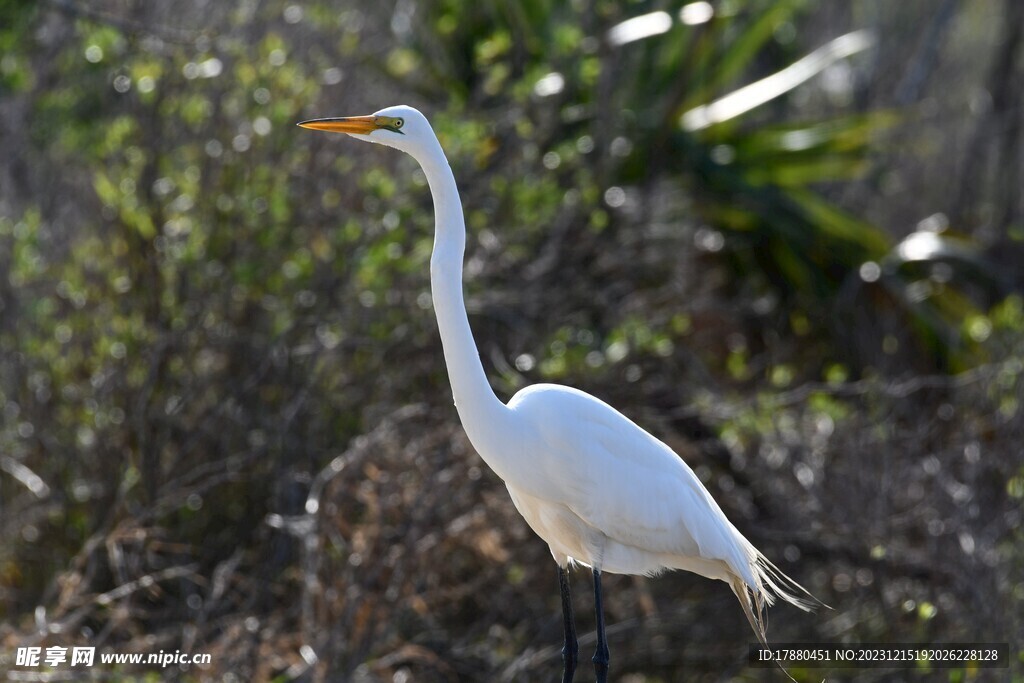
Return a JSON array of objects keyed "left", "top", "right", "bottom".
[{"left": 394, "top": 118, "right": 404, "bottom": 128}]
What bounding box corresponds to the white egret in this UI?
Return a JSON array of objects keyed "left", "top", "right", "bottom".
[{"left": 298, "top": 106, "right": 817, "bottom": 682}]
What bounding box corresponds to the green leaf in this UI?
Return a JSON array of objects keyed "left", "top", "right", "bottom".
[{"left": 684, "top": 0, "right": 808, "bottom": 112}]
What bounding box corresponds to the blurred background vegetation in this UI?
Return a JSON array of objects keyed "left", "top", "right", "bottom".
[{"left": 1, "top": 0, "right": 1022, "bottom": 680}]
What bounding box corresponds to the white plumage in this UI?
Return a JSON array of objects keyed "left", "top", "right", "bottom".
[
  {"left": 299, "top": 105, "right": 817, "bottom": 682},
  {"left": 503, "top": 382, "right": 815, "bottom": 636}
]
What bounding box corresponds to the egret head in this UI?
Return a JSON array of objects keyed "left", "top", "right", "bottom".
[{"left": 298, "top": 105, "right": 437, "bottom": 160}]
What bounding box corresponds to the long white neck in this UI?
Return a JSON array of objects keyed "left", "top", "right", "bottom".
[{"left": 417, "top": 146, "right": 512, "bottom": 450}]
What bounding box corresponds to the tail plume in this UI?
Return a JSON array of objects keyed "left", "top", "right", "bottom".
[
  {"left": 731, "top": 556, "right": 824, "bottom": 683},
  {"left": 730, "top": 552, "right": 823, "bottom": 645}
]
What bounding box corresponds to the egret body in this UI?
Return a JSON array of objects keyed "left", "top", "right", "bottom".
[{"left": 299, "top": 106, "right": 816, "bottom": 682}]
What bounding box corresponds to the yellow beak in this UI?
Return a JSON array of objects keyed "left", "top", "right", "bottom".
[{"left": 297, "top": 116, "right": 378, "bottom": 134}]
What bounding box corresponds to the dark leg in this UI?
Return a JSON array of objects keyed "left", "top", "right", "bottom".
[
  {"left": 592, "top": 568, "right": 609, "bottom": 683},
  {"left": 558, "top": 566, "right": 578, "bottom": 683}
]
